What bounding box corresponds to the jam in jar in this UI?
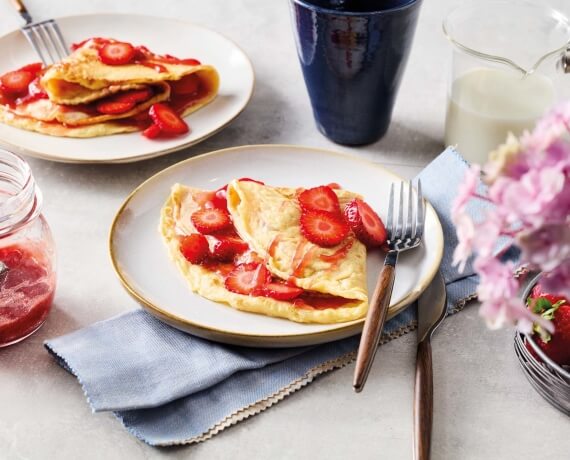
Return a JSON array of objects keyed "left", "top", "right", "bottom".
[{"left": 0, "top": 149, "right": 56, "bottom": 347}]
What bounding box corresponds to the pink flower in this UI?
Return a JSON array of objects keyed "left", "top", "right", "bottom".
[
  {"left": 451, "top": 164, "right": 480, "bottom": 222},
  {"left": 472, "top": 210, "right": 503, "bottom": 258},
  {"left": 475, "top": 258, "right": 518, "bottom": 302},
  {"left": 455, "top": 99, "right": 570, "bottom": 334},
  {"left": 539, "top": 260, "right": 570, "bottom": 299},
  {"left": 521, "top": 101, "right": 570, "bottom": 153},
  {"left": 517, "top": 224, "right": 570, "bottom": 272},
  {"left": 478, "top": 297, "right": 553, "bottom": 333},
  {"left": 452, "top": 213, "right": 475, "bottom": 273},
  {"left": 498, "top": 167, "right": 565, "bottom": 226},
  {"left": 475, "top": 258, "right": 554, "bottom": 332}
]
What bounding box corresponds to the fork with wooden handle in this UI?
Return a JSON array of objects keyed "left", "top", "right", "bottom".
[
  {"left": 10, "top": 0, "right": 69, "bottom": 65},
  {"left": 353, "top": 180, "right": 425, "bottom": 392}
]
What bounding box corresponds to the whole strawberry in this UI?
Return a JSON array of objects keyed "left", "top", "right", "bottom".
[{"left": 527, "top": 289, "right": 570, "bottom": 366}]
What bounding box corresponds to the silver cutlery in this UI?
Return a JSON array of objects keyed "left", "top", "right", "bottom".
[
  {"left": 353, "top": 180, "right": 425, "bottom": 392},
  {"left": 413, "top": 271, "right": 447, "bottom": 460},
  {"left": 10, "top": 0, "right": 68, "bottom": 65}
]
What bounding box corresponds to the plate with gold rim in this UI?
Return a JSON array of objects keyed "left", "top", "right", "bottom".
[
  {"left": 109, "top": 145, "right": 444, "bottom": 347},
  {"left": 0, "top": 14, "right": 254, "bottom": 164}
]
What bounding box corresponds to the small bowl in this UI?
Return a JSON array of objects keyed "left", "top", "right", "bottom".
[{"left": 514, "top": 273, "right": 570, "bottom": 416}]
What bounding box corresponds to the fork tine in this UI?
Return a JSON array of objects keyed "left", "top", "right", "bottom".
[
  {"left": 405, "top": 180, "right": 413, "bottom": 239},
  {"left": 36, "top": 24, "right": 58, "bottom": 64},
  {"left": 396, "top": 181, "right": 404, "bottom": 239},
  {"left": 22, "top": 27, "right": 49, "bottom": 65},
  {"left": 46, "top": 20, "right": 68, "bottom": 60},
  {"left": 415, "top": 179, "right": 425, "bottom": 239},
  {"left": 22, "top": 20, "right": 68, "bottom": 65},
  {"left": 386, "top": 183, "right": 394, "bottom": 241}
]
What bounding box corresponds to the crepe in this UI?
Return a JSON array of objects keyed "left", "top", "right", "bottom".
[
  {"left": 0, "top": 38, "right": 219, "bottom": 138},
  {"left": 160, "top": 181, "right": 369, "bottom": 324},
  {"left": 41, "top": 38, "right": 219, "bottom": 108}
]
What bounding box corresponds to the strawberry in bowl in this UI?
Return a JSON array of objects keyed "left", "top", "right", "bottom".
[{"left": 525, "top": 283, "right": 570, "bottom": 367}]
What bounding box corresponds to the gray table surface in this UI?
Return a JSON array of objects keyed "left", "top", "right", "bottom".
[{"left": 1, "top": 1, "right": 569, "bottom": 459}]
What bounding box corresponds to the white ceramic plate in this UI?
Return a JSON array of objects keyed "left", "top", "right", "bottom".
[
  {"left": 110, "top": 145, "right": 444, "bottom": 347},
  {"left": 0, "top": 14, "right": 254, "bottom": 163}
]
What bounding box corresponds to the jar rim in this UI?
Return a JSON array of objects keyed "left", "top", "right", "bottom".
[{"left": 0, "top": 148, "right": 41, "bottom": 236}]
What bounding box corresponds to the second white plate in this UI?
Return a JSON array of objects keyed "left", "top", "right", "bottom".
[
  {"left": 0, "top": 14, "right": 254, "bottom": 163},
  {"left": 110, "top": 145, "right": 444, "bottom": 347}
]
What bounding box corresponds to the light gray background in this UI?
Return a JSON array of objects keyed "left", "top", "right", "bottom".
[{"left": 1, "top": 1, "right": 569, "bottom": 459}]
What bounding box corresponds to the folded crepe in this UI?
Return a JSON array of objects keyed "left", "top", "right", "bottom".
[
  {"left": 160, "top": 180, "right": 369, "bottom": 324},
  {"left": 0, "top": 38, "right": 219, "bottom": 138}
]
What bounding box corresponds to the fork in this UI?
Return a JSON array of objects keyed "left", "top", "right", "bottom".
[
  {"left": 353, "top": 180, "right": 425, "bottom": 392},
  {"left": 10, "top": 0, "right": 68, "bottom": 65}
]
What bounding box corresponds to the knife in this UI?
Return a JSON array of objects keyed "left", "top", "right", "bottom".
[{"left": 413, "top": 271, "right": 447, "bottom": 460}]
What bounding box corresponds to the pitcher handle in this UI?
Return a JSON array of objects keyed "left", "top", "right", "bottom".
[{"left": 559, "top": 47, "right": 570, "bottom": 74}]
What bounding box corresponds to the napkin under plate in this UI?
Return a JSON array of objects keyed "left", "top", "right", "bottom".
[{"left": 45, "top": 147, "right": 480, "bottom": 446}]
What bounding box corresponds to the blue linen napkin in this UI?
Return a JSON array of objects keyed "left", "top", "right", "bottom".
[{"left": 45, "top": 147, "right": 479, "bottom": 446}]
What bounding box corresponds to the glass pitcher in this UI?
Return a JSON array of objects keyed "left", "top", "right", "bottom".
[{"left": 443, "top": 0, "right": 570, "bottom": 164}]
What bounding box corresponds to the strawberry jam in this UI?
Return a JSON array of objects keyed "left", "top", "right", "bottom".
[
  {"left": 0, "top": 149, "right": 56, "bottom": 347},
  {"left": 0, "top": 245, "right": 55, "bottom": 346}
]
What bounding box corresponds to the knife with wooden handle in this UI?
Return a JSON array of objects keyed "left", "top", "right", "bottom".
[{"left": 413, "top": 271, "right": 447, "bottom": 460}]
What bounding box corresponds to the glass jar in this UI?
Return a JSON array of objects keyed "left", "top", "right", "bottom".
[
  {"left": 443, "top": 0, "right": 570, "bottom": 165},
  {"left": 0, "top": 149, "right": 56, "bottom": 347}
]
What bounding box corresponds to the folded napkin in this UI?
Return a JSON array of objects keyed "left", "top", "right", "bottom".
[{"left": 45, "top": 147, "right": 479, "bottom": 446}]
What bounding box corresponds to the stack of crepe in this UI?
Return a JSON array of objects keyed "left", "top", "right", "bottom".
[{"left": 0, "top": 38, "right": 219, "bottom": 137}]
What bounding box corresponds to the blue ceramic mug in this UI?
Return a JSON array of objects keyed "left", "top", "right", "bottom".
[{"left": 289, "top": 0, "right": 422, "bottom": 145}]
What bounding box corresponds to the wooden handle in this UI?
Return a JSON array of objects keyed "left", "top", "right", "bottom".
[
  {"left": 9, "top": 0, "right": 28, "bottom": 14},
  {"left": 413, "top": 339, "right": 433, "bottom": 460},
  {"left": 353, "top": 263, "right": 395, "bottom": 392},
  {"left": 9, "top": 0, "right": 32, "bottom": 23}
]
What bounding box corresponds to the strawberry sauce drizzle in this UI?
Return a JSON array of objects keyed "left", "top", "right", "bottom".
[
  {"left": 320, "top": 238, "right": 354, "bottom": 270},
  {"left": 267, "top": 234, "right": 282, "bottom": 258}
]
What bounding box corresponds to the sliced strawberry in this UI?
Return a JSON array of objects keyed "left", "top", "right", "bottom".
[
  {"left": 113, "top": 88, "right": 153, "bottom": 104},
  {"left": 19, "top": 62, "right": 43, "bottom": 75},
  {"left": 210, "top": 236, "right": 249, "bottom": 262},
  {"left": 300, "top": 211, "right": 349, "bottom": 247},
  {"left": 211, "top": 186, "right": 228, "bottom": 209},
  {"left": 1, "top": 70, "right": 34, "bottom": 95},
  {"left": 299, "top": 186, "right": 341, "bottom": 214},
  {"left": 170, "top": 74, "right": 200, "bottom": 95},
  {"left": 98, "top": 42, "right": 136, "bottom": 65},
  {"left": 344, "top": 199, "right": 387, "bottom": 248},
  {"left": 224, "top": 263, "right": 270, "bottom": 295},
  {"left": 142, "top": 123, "right": 162, "bottom": 139},
  {"left": 149, "top": 103, "right": 189, "bottom": 135},
  {"left": 191, "top": 208, "right": 232, "bottom": 234},
  {"left": 260, "top": 282, "right": 303, "bottom": 301},
  {"left": 96, "top": 100, "right": 135, "bottom": 115},
  {"left": 179, "top": 234, "right": 209, "bottom": 264},
  {"left": 326, "top": 182, "right": 342, "bottom": 190}
]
